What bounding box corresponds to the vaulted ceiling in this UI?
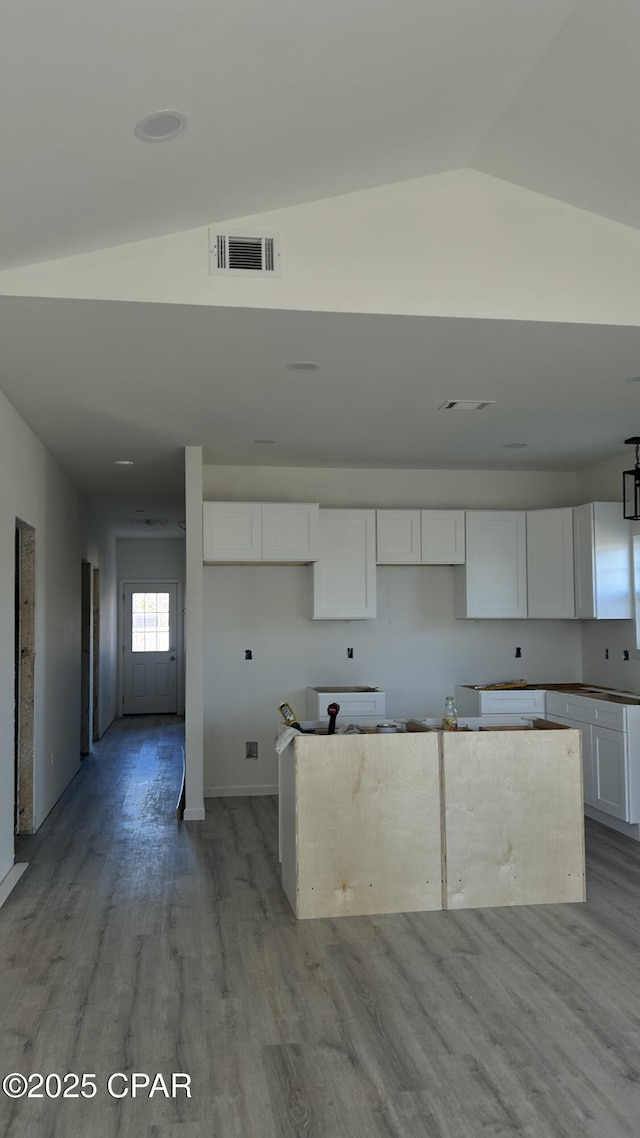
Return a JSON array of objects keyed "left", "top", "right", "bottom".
[
  {"left": 1, "top": 0, "right": 639, "bottom": 523},
  {"left": 3, "top": 0, "right": 635, "bottom": 271}
]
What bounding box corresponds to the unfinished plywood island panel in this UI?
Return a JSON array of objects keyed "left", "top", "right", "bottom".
[
  {"left": 442, "top": 730, "right": 585, "bottom": 910},
  {"left": 279, "top": 723, "right": 585, "bottom": 920},
  {"left": 280, "top": 733, "right": 442, "bottom": 919}
]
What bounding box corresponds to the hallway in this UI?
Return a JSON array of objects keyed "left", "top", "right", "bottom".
[{"left": 2, "top": 719, "right": 640, "bottom": 1136}]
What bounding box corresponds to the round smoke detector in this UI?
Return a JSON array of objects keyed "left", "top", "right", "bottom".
[{"left": 134, "top": 111, "right": 187, "bottom": 142}]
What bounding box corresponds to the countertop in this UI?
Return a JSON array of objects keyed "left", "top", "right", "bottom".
[{"left": 462, "top": 682, "right": 640, "bottom": 706}]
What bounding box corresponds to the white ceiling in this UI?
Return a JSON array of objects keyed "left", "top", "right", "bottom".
[
  {"left": 2, "top": 0, "right": 640, "bottom": 523},
  {"left": 1, "top": 297, "right": 639, "bottom": 527},
  {"left": 0, "top": 0, "right": 578, "bottom": 270}
]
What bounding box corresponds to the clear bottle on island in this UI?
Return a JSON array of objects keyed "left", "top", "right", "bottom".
[{"left": 443, "top": 695, "right": 458, "bottom": 731}]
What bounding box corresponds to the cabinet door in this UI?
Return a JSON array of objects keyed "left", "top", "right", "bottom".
[
  {"left": 420, "top": 510, "right": 465, "bottom": 564},
  {"left": 526, "top": 508, "right": 575, "bottom": 618},
  {"left": 312, "top": 510, "right": 377, "bottom": 619},
  {"left": 203, "top": 502, "right": 262, "bottom": 561},
  {"left": 376, "top": 510, "right": 421, "bottom": 564},
  {"left": 262, "top": 503, "right": 319, "bottom": 562},
  {"left": 573, "top": 502, "right": 632, "bottom": 619},
  {"left": 592, "top": 725, "right": 628, "bottom": 819},
  {"left": 454, "top": 511, "right": 527, "bottom": 618}
]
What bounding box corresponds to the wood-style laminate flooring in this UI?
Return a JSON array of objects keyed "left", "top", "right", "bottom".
[{"left": 2, "top": 716, "right": 640, "bottom": 1136}]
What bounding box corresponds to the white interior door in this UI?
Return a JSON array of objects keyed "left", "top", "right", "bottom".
[{"left": 122, "top": 581, "right": 178, "bottom": 714}]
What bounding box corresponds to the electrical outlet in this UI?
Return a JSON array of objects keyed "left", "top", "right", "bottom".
[
  {"left": 515, "top": 646, "right": 522, "bottom": 658},
  {"left": 245, "top": 741, "right": 258, "bottom": 759},
  {"left": 347, "top": 647, "right": 354, "bottom": 659},
  {"left": 624, "top": 650, "right": 630, "bottom": 661}
]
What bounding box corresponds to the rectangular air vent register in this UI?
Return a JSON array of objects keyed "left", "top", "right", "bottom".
[{"left": 209, "top": 230, "right": 281, "bottom": 277}]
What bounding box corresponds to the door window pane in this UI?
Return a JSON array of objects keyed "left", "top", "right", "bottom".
[{"left": 131, "top": 592, "right": 170, "bottom": 652}]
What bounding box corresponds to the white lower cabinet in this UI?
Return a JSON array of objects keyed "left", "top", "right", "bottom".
[
  {"left": 312, "top": 509, "right": 377, "bottom": 619},
  {"left": 455, "top": 686, "right": 546, "bottom": 718},
  {"left": 546, "top": 691, "right": 636, "bottom": 822},
  {"left": 592, "top": 724, "right": 628, "bottom": 820}
]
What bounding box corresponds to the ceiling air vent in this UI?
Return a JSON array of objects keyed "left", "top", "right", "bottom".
[
  {"left": 209, "top": 231, "right": 281, "bottom": 277},
  {"left": 438, "top": 400, "right": 496, "bottom": 411}
]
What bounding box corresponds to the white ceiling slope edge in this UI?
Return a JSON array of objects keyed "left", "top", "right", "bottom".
[
  {"left": 0, "top": 0, "right": 579, "bottom": 270},
  {"left": 3, "top": 170, "right": 640, "bottom": 330},
  {"left": 472, "top": 0, "right": 640, "bottom": 232}
]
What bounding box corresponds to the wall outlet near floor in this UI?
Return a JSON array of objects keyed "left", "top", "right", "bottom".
[{"left": 245, "top": 742, "right": 258, "bottom": 759}]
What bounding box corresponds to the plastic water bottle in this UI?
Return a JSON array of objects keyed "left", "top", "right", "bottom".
[{"left": 443, "top": 695, "right": 458, "bottom": 731}]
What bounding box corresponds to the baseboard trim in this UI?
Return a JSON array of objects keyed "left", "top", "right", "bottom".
[
  {"left": 182, "top": 807, "right": 206, "bottom": 821},
  {"left": 0, "top": 863, "right": 28, "bottom": 909},
  {"left": 585, "top": 806, "right": 640, "bottom": 840},
  {"left": 205, "top": 784, "right": 278, "bottom": 798}
]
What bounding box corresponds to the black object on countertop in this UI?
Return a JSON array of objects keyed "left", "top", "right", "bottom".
[{"left": 327, "top": 702, "right": 340, "bottom": 735}]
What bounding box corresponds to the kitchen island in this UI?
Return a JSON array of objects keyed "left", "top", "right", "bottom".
[{"left": 279, "top": 722, "right": 585, "bottom": 919}]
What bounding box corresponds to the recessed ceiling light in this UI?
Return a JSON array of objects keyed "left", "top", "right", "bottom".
[
  {"left": 113, "top": 459, "right": 134, "bottom": 466},
  {"left": 503, "top": 443, "right": 528, "bottom": 449},
  {"left": 134, "top": 111, "right": 187, "bottom": 142},
  {"left": 286, "top": 362, "right": 320, "bottom": 373},
  {"left": 625, "top": 376, "right": 640, "bottom": 385},
  {"left": 253, "top": 439, "right": 276, "bottom": 445}
]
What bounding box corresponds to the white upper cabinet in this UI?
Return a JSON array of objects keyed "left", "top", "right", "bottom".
[
  {"left": 526, "top": 508, "right": 575, "bottom": 619},
  {"left": 203, "top": 502, "right": 319, "bottom": 563},
  {"left": 203, "top": 502, "right": 262, "bottom": 561},
  {"left": 376, "top": 510, "right": 421, "bottom": 563},
  {"left": 261, "top": 503, "right": 319, "bottom": 561},
  {"left": 454, "top": 511, "right": 527, "bottom": 618},
  {"left": 376, "top": 509, "right": 465, "bottom": 564},
  {"left": 312, "top": 509, "right": 377, "bottom": 619},
  {"left": 420, "top": 510, "right": 465, "bottom": 564},
  {"left": 573, "top": 502, "right": 631, "bottom": 619}
]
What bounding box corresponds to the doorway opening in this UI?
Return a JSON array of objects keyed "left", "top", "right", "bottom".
[
  {"left": 80, "top": 561, "right": 92, "bottom": 755},
  {"left": 92, "top": 567, "right": 100, "bottom": 742},
  {"left": 14, "top": 521, "right": 36, "bottom": 834}
]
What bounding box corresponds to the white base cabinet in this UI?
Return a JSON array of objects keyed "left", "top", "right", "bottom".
[
  {"left": 203, "top": 501, "right": 319, "bottom": 562},
  {"left": 455, "top": 686, "right": 547, "bottom": 718},
  {"left": 546, "top": 691, "right": 638, "bottom": 821},
  {"left": 312, "top": 509, "right": 377, "bottom": 619}
]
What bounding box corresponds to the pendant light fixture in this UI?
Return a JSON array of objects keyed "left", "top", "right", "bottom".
[{"left": 623, "top": 436, "right": 640, "bottom": 519}]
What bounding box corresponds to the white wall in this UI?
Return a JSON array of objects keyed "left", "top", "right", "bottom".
[
  {"left": 116, "top": 536, "right": 185, "bottom": 581},
  {"left": 85, "top": 516, "right": 117, "bottom": 739},
  {"left": 203, "top": 464, "right": 579, "bottom": 509},
  {"left": 0, "top": 388, "right": 85, "bottom": 885},
  {"left": 203, "top": 564, "right": 582, "bottom": 795},
  {"left": 4, "top": 169, "right": 640, "bottom": 328}
]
